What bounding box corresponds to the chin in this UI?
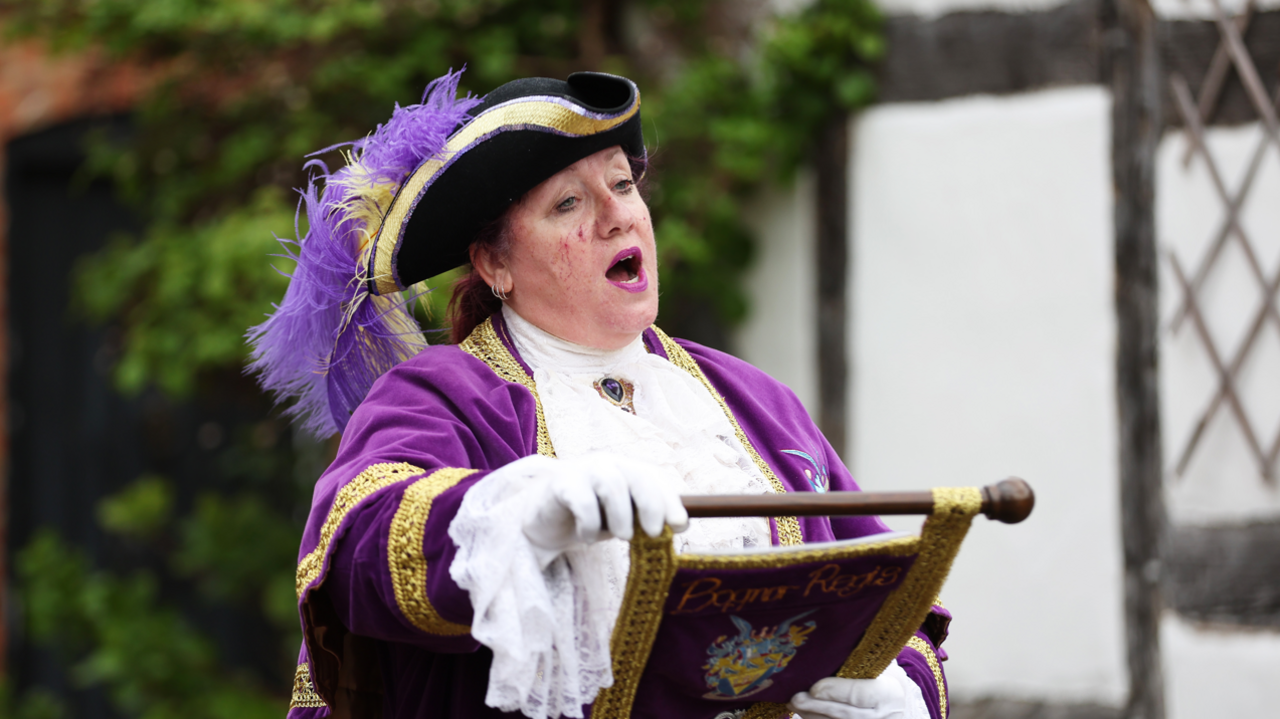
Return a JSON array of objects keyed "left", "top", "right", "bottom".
[{"left": 596, "top": 302, "right": 658, "bottom": 347}]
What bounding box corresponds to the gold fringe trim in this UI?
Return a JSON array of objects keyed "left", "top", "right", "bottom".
[
  {"left": 678, "top": 534, "right": 919, "bottom": 571},
  {"left": 590, "top": 524, "right": 678, "bottom": 719},
  {"left": 388, "top": 467, "right": 478, "bottom": 636},
  {"left": 907, "top": 635, "right": 948, "bottom": 718},
  {"left": 290, "top": 662, "right": 327, "bottom": 709},
  {"left": 837, "top": 487, "right": 981, "bottom": 679},
  {"left": 460, "top": 317, "right": 556, "bottom": 458},
  {"left": 371, "top": 95, "right": 641, "bottom": 294},
  {"left": 296, "top": 462, "right": 426, "bottom": 599},
  {"left": 743, "top": 702, "right": 792, "bottom": 719},
  {"left": 651, "top": 326, "right": 804, "bottom": 546}
]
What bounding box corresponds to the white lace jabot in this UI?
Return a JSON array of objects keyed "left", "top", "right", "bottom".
[
  {"left": 447, "top": 308, "right": 775, "bottom": 719},
  {"left": 502, "top": 305, "right": 774, "bottom": 554}
]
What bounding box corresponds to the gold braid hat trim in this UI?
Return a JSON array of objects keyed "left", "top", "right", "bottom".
[
  {"left": 290, "top": 662, "right": 327, "bottom": 709},
  {"left": 296, "top": 462, "right": 426, "bottom": 599},
  {"left": 907, "top": 635, "right": 948, "bottom": 718},
  {"left": 651, "top": 326, "right": 804, "bottom": 546},
  {"left": 370, "top": 96, "right": 640, "bottom": 295},
  {"left": 388, "top": 467, "right": 479, "bottom": 636},
  {"left": 460, "top": 317, "right": 556, "bottom": 457},
  {"left": 590, "top": 523, "right": 678, "bottom": 719},
  {"left": 837, "top": 487, "right": 981, "bottom": 679}
]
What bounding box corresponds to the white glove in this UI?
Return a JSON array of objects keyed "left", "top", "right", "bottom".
[
  {"left": 788, "top": 660, "right": 929, "bottom": 719},
  {"left": 520, "top": 453, "right": 689, "bottom": 567}
]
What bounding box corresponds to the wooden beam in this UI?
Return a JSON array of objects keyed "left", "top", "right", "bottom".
[
  {"left": 1164, "top": 521, "right": 1280, "bottom": 628},
  {"left": 815, "top": 113, "right": 850, "bottom": 457},
  {"left": 875, "top": 0, "right": 1280, "bottom": 129},
  {"left": 1106, "top": 0, "right": 1167, "bottom": 717}
]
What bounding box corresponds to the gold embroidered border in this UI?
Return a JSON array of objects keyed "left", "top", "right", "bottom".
[
  {"left": 907, "top": 635, "right": 948, "bottom": 718},
  {"left": 290, "top": 662, "right": 327, "bottom": 709},
  {"left": 296, "top": 462, "right": 426, "bottom": 599},
  {"left": 460, "top": 317, "right": 556, "bottom": 457},
  {"left": 388, "top": 467, "right": 478, "bottom": 636},
  {"left": 743, "top": 702, "right": 791, "bottom": 719},
  {"left": 837, "top": 487, "right": 981, "bottom": 679},
  {"left": 590, "top": 524, "right": 679, "bottom": 719},
  {"left": 677, "top": 534, "right": 920, "bottom": 571},
  {"left": 371, "top": 95, "right": 641, "bottom": 294},
  {"left": 651, "top": 326, "right": 804, "bottom": 546}
]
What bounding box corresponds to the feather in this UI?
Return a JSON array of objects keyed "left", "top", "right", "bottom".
[{"left": 246, "top": 69, "right": 482, "bottom": 438}]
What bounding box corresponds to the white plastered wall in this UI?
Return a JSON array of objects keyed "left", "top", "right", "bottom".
[
  {"left": 848, "top": 87, "right": 1125, "bottom": 704},
  {"left": 871, "top": 0, "right": 1280, "bottom": 20},
  {"left": 741, "top": 86, "right": 1127, "bottom": 704},
  {"left": 736, "top": 172, "right": 820, "bottom": 413},
  {"left": 737, "top": 87, "right": 1280, "bottom": 712}
]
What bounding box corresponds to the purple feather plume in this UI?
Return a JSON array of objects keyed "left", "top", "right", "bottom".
[{"left": 247, "top": 69, "right": 482, "bottom": 438}]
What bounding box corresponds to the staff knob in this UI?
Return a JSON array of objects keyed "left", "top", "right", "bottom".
[{"left": 981, "top": 477, "right": 1035, "bottom": 524}]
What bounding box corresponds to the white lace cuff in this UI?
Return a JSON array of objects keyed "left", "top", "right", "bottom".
[{"left": 447, "top": 455, "right": 615, "bottom": 719}]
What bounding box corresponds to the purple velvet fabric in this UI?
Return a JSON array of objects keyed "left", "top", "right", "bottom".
[{"left": 288, "top": 320, "right": 950, "bottom": 718}]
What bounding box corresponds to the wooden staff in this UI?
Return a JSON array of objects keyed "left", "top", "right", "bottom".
[{"left": 680, "top": 477, "right": 1034, "bottom": 524}]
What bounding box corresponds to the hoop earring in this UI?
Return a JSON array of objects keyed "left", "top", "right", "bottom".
[{"left": 491, "top": 283, "right": 508, "bottom": 301}]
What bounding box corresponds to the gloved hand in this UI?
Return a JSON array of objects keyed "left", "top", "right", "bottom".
[
  {"left": 520, "top": 453, "right": 689, "bottom": 567},
  {"left": 788, "top": 660, "right": 927, "bottom": 719}
]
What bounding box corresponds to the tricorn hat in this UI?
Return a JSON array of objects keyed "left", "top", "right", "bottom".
[
  {"left": 248, "top": 69, "right": 645, "bottom": 438},
  {"left": 367, "top": 71, "right": 645, "bottom": 295}
]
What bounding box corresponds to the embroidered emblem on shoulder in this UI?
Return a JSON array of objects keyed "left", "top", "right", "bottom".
[
  {"left": 702, "top": 611, "right": 817, "bottom": 700},
  {"left": 780, "top": 449, "right": 829, "bottom": 493}
]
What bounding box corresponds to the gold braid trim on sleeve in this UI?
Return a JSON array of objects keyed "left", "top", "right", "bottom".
[
  {"left": 907, "top": 635, "right": 948, "bottom": 718},
  {"left": 290, "top": 662, "right": 327, "bottom": 709},
  {"left": 296, "top": 462, "right": 426, "bottom": 599},
  {"left": 388, "top": 467, "right": 478, "bottom": 635},
  {"left": 837, "top": 487, "right": 981, "bottom": 680},
  {"left": 650, "top": 326, "right": 804, "bottom": 547},
  {"left": 460, "top": 317, "right": 556, "bottom": 457},
  {"left": 589, "top": 524, "right": 679, "bottom": 719}
]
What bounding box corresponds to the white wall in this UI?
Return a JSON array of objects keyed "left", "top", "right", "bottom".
[
  {"left": 871, "top": 0, "right": 1279, "bottom": 20},
  {"left": 736, "top": 173, "right": 820, "bottom": 413},
  {"left": 737, "top": 58, "right": 1280, "bottom": 719},
  {"left": 847, "top": 87, "right": 1125, "bottom": 704}
]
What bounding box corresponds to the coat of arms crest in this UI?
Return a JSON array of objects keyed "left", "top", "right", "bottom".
[{"left": 701, "top": 610, "right": 818, "bottom": 699}]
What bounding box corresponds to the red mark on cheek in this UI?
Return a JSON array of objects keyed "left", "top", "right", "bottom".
[
  {"left": 576, "top": 225, "right": 585, "bottom": 241},
  {"left": 557, "top": 236, "right": 573, "bottom": 281}
]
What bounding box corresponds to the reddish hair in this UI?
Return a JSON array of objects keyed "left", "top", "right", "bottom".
[
  {"left": 445, "top": 153, "right": 650, "bottom": 344},
  {"left": 447, "top": 211, "right": 515, "bottom": 344}
]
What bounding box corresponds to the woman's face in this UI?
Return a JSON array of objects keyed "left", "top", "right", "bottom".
[{"left": 475, "top": 146, "right": 659, "bottom": 350}]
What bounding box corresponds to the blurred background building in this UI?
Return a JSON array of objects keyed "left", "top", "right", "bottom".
[{"left": 2, "top": 1, "right": 1277, "bottom": 718}]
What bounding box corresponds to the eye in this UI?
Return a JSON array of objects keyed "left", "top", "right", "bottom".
[
  {"left": 556, "top": 195, "right": 578, "bottom": 212},
  {"left": 614, "top": 178, "right": 635, "bottom": 193}
]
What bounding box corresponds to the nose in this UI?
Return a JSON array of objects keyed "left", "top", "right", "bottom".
[{"left": 595, "top": 189, "right": 636, "bottom": 239}]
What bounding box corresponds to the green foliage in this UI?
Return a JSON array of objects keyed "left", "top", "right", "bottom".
[
  {"left": 97, "top": 474, "right": 174, "bottom": 541},
  {"left": 10, "top": 0, "right": 881, "bottom": 386},
  {"left": 4, "top": 0, "right": 882, "bottom": 713},
  {"left": 172, "top": 492, "right": 299, "bottom": 621},
  {"left": 12, "top": 474, "right": 301, "bottom": 717},
  {"left": 72, "top": 188, "right": 296, "bottom": 395},
  {"left": 0, "top": 681, "right": 67, "bottom": 719}
]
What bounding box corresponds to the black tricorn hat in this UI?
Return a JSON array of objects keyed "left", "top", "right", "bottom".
[{"left": 366, "top": 71, "right": 645, "bottom": 295}]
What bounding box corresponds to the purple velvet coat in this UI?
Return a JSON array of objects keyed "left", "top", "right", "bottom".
[{"left": 286, "top": 315, "right": 952, "bottom": 719}]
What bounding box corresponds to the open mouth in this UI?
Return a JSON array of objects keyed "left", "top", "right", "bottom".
[
  {"left": 606, "top": 248, "right": 642, "bottom": 283},
  {"left": 605, "top": 247, "right": 648, "bottom": 293}
]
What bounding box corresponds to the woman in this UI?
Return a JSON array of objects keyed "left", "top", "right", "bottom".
[{"left": 251, "top": 70, "right": 950, "bottom": 719}]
